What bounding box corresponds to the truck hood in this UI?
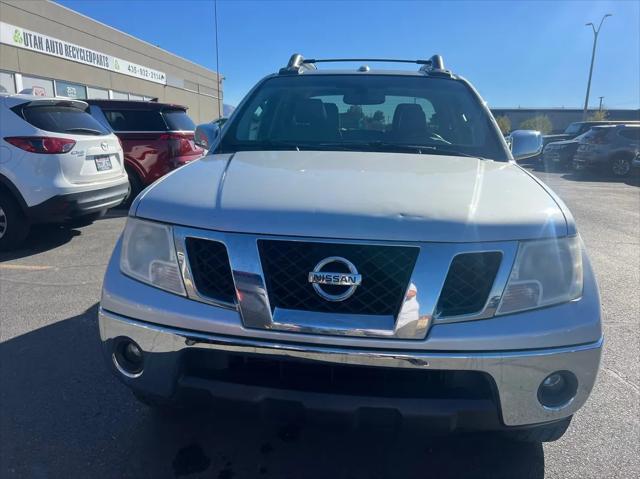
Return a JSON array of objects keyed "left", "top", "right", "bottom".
[{"left": 134, "top": 150, "right": 567, "bottom": 242}]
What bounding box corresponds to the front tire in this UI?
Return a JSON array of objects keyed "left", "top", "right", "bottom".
[
  {"left": 506, "top": 415, "right": 572, "bottom": 443},
  {"left": 0, "top": 191, "right": 30, "bottom": 251},
  {"left": 610, "top": 154, "right": 632, "bottom": 177},
  {"left": 121, "top": 169, "right": 143, "bottom": 208}
]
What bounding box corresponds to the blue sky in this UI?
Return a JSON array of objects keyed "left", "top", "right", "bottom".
[{"left": 57, "top": 0, "right": 639, "bottom": 110}]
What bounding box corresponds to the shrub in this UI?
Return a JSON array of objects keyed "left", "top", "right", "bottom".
[
  {"left": 519, "top": 115, "right": 553, "bottom": 135},
  {"left": 495, "top": 115, "right": 512, "bottom": 134}
]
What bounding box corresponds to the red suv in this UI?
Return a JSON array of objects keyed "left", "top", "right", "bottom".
[{"left": 87, "top": 100, "right": 204, "bottom": 205}]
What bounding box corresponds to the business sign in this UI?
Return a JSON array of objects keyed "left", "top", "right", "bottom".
[{"left": 0, "top": 22, "right": 166, "bottom": 85}]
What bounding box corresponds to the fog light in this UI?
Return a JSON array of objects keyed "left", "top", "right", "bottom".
[
  {"left": 543, "top": 373, "right": 564, "bottom": 390},
  {"left": 113, "top": 337, "right": 144, "bottom": 377},
  {"left": 538, "top": 371, "right": 578, "bottom": 409}
]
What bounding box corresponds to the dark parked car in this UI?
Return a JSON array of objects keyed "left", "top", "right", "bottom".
[
  {"left": 87, "top": 100, "right": 204, "bottom": 205},
  {"left": 573, "top": 125, "right": 640, "bottom": 177},
  {"left": 544, "top": 120, "right": 638, "bottom": 144},
  {"left": 542, "top": 136, "right": 584, "bottom": 170}
]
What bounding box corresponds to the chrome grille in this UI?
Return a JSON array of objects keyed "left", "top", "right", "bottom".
[
  {"left": 258, "top": 240, "right": 419, "bottom": 316},
  {"left": 186, "top": 238, "right": 236, "bottom": 304},
  {"left": 436, "top": 252, "right": 502, "bottom": 317}
]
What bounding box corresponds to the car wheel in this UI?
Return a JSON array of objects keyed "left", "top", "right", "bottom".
[
  {"left": 610, "top": 155, "right": 632, "bottom": 177},
  {"left": 505, "top": 415, "right": 572, "bottom": 443},
  {"left": 121, "top": 169, "right": 143, "bottom": 208},
  {"left": 0, "top": 191, "right": 30, "bottom": 251}
]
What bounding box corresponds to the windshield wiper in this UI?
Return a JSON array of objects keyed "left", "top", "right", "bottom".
[
  {"left": 228, "top": 140, "right": 358, "bottom": 152},
  {"left": 64, "top": 127, "right": 104, "bottom": 135},
  {"left": 367, "top": 141, "right": 488, "bottom": 160}
]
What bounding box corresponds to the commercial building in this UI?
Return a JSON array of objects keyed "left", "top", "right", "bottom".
[{"left": 0, "top": 0, "right": 222, "bottom": 123}]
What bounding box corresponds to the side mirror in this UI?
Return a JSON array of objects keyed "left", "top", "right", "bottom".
[
  {"left": 194, "top": 123, "right": 221, "bottom": 151},
  {"left": 508, "top": 129, "right": 543, "bottom": 161}
]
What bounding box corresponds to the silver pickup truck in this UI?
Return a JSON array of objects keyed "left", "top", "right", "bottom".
[{"left": 99, "top": 54, "right": 602, "bottom": 442}]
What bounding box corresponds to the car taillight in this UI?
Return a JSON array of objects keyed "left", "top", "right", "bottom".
[
  {"left": 4, "top": 136, "right": 76, "bottom": 154},
  {"left": 160, "top": 133, "right": 203, "bottom": 161}
]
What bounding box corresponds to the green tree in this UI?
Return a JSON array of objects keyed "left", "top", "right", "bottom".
[
  {"left": 495, "top": 115, "right": 511, "bottom": 134},
  {"left": 342, "top": 105, "right": 364, "bottom": 129},
  {"left": 588, "top": 110, "right": 608, "bottom": 121},
  {"left": 519, "top": 115, "right": 553, "bottom": 135},
  {"left": 372, "top": 110, "right": 385, "bottom": 123}
]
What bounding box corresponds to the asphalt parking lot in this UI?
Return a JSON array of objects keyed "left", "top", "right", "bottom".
[{"left": 0, "top": 166, "right": 638, "bottom": 479}]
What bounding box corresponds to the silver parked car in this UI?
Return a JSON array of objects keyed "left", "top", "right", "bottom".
[{"left": 99, "top": 54, "right": 602, "bottom": 442}]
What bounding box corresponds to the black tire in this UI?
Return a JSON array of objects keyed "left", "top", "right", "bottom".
[
  {"left": 121, "top": 169, "right": 143, "bottom": 208},
  {"left": 506, "top": 415, "right": 572, "bottom": 443},
  {"left": 610, "top": 154, "right": 632, "bottom": 178},
  {"left": 0, "top": 191, "right": 30, "bottom": 251}
]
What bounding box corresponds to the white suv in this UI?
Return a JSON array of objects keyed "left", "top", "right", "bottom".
[{"left": 0, "top": 94, "right": 129, "bottom": 250}]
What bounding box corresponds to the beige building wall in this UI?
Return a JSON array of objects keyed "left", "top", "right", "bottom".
[{"left": 0, "top": 0, "right": 222, "bottom": 123}]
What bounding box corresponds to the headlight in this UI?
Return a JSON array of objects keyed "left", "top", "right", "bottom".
[
  {"left": 120, "top": 218, "right": 186, "bottom": 295},
  {"left": 497, "top": 236, "right": 583, "bottom": 315}
]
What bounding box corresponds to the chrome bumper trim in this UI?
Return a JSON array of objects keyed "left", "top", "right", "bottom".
[{"left": 99, "top": 308, "right": 602, "bottom": 427}]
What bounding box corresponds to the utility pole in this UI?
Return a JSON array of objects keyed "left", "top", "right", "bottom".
[
  {"left": 214, "top": 0, "right": 222, "bottom": 119},
  {"left": 598, "top": 96, "right": 604, "bottom": 112},
  {"left": 582, "top": 14, "right": 612, "bottom": 120}
]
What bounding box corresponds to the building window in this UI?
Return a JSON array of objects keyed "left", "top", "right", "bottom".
[
  {"left": 87, "top": 86, "right": 109, "bottom": 99},
  {"left": 0, "top": 71, "right": 16, "bottom": 94},
  {"left": 55, "top": 80, "right": 87, "bottom": 99},
  {"left": 21, "top": 75, "right": 55, "bottom": 97},
  {"left": 112, "top": 91, "right": 128, "bottom": 100},
  {"left": 128, "top": 93, "right": 143, "bottom": 101}
]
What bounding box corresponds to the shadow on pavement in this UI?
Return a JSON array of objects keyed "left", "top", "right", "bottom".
[
  {"left": 522, "top": 161, "right": 640, "bottom": 187},
  {"left": 0, "top": 304, "right": 545, "bottom": 478},
  {"left": 560, "top": 171, "right": 640, "bottom": 186},
  {"left": 0, "top": 209, "right": 127, "bottom": 262},
  {"left": 0, "top": 223, "right": 81, "bottom": 262}
]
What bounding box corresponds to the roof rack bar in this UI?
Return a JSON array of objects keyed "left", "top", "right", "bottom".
[
  {"left": 279, "top": 54, "right": 448, "bottom": 75},
  {"left": 303, "top": 58, "right": 431, "bottom": 65}
]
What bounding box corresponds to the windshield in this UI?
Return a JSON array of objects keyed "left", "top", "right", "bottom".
[
  {"left": 162, "top": 109, "right": 196, "bottom": 131},
  {"left": 564, "top": 122, "right": 582, "bottom": 134},
  {"left": 14, "top": 104, "right": 110, "bottom": 136},
  {"left": 218, "top": 75, "right": 508, "bottom": 160}
]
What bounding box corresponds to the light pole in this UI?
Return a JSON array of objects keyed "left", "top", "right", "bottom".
[{"left": 582, "top": 14, "right": 612, "bottom": 120}]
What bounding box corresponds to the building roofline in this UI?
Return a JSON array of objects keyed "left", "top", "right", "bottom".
[{"left": 46, "top": 0, "right": 220, "bottom": 80}]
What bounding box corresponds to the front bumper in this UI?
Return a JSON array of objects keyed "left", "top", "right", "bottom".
[
  {"left": 573, "top": 149, "right": 605, "bottom": 170},
  {"left": 99, "top": 308, "right": 602, "bottom": 428},
  {"left": 543, "top": 147, "right": 576, "bottom": 168},
  {"left": 27, "top": 181, "right": 129, "bottom": 222}
]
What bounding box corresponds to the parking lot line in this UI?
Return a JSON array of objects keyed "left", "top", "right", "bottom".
[{"left": 0, "top": 264, "right": 52, "bottom": 271}]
